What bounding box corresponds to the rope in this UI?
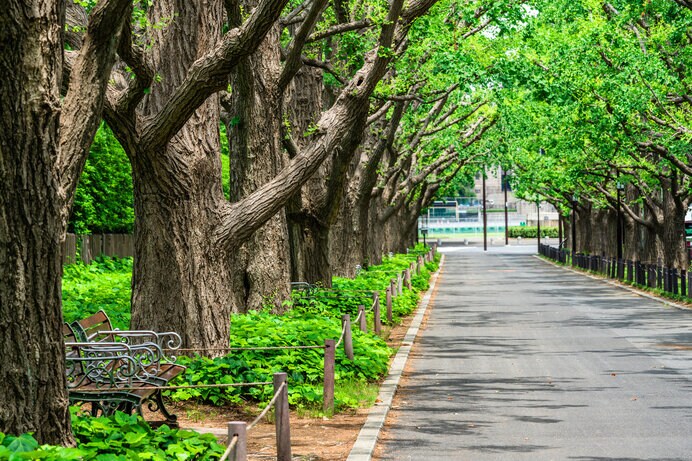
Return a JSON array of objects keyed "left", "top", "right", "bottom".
[
  {"left": 354, "top": 309, "right": 363, "bottom": 323},
  {"left": 219, "top": 435, "right": 238, "bottom": 461},
  {"left": 169, "top": 345, "right": 326, "bottom": 353},
  {"left": 247, "top": 381, "right": 286, "bottom": 431},
  {"left": 335, "top": 322, "right": 347, "bottom": 349},
  {"left": 73, "top": 381, "right": 272, "bottom": 392}
]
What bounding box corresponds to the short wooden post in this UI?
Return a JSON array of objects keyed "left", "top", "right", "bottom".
[
  {"left": 373, "top": 291, "right": 381, "bottom": 335},
  {"left": 417, "top": 255, "right": 423, "bottom": 274},
  {"left": 227, "top": 422, "right": 248, "bottom": 461},
  {"left": 323, "top": 339, "right": 335, "bottom": 413},
  {"left": 342, "top": 314, "right": 354, "bottom": 361},
  {"left": 397, "top": 273, "right": 403, "bottom": 295},
  {"left": 273, "top": 373, "right": 291, "bottom": 461},
  {"left": 358, "top": 305, "right": 367, "bottom": 333},
  {"left": 404, "top": 268, "right": 411, "bottom": 290},
  {"left": 385, "top": 285, "right": 393, "bottom": 323}
]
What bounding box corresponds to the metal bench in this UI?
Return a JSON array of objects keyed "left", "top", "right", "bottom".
[{"left": 64, "top": 310, "right": 185, "bottom": 427}]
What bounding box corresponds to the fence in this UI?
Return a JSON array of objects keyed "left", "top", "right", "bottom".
[
  {"left": 220, "top": 372, "right": 291, "bottom": 461},
  {"left": 63, "top": 233, "right": 134, "bottom": 265},
  {"left": 539, "top": 243, "right": 689, "bottom": 297}
]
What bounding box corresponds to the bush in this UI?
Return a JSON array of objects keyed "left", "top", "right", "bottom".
[
  {"left": 70, "top": 124, "right": 134, "bottom": 234},
  {"left": 0, "top": 410, "right": 224, "bottom": 460},
  {"left": 62, "top": 247, "right": 440, "bottom": 412},
  {"left": 62, "top": 257, "right": 133, "bottom": 330},
  {"left": 507, "top": 226, "right": 558, "bottom": 238}
]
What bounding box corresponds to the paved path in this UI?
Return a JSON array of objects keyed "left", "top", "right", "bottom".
[{"left": 376, "top": 246, "right": 692, "bottom": 461}]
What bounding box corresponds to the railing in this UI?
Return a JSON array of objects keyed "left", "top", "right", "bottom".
[
  {"left": 63, "top": 233, "right": 134, "bottom": 264},
  {"left": 539, "top": 244, "right": 689, "bottom": 297}
]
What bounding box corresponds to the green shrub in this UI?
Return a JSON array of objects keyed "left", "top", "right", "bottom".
[
  {"left": 507, "top": 226, "right": 558, "bottom": 238},
  {"left": 70, "top": 124, "right": 134, "bottom": 234},
  {"left": 169, "top": 310, "right": 392, "bottom": 410},
  {"left": 62, "top": 257, "right": 133, "bottom": 330},
  {"left": 0, "top": 410, "right": 224, "bottom": 460}
]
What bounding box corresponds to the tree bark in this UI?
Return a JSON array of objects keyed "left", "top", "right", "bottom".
[
  {"left": 0, "top": 1, "right": 71, "bottom": 444},
  {"left": 128, "top": 0, "right": 233, "bottom": 349},
  {"left": 0, "top": 0, "right": 128, "bottom": 443},
  {"left": 227, "top": 17, "right": 291, "bottom": 312}
]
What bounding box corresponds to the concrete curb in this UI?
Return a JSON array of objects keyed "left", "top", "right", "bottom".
[
  {"left": 535, "top": 255, "right": 692, "bottom": 312},
  {"left": 346, "top": 254, "right": 445, "bottom": 461}
]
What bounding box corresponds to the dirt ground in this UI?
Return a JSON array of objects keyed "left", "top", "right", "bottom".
[{"left": 156, "top": 313, "right": 420, "bottom": 461}]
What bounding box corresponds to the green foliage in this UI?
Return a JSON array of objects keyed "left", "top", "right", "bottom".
[
  {"left": 62, "top": 257, "right": 133, "bottom": 330},
  {"left": 61, "top": 248, "right": 439, "bottom": 412},
  {"left": 70, "top": 124, "right": 134, "bottom": 234},
  {"left": 507, "top": 226, "right": 558, "bottom": 238},
  {"left": 169, "top": 310, "right": 392, "bottom": 411},
  {"left": 0, "top": 410, "right": 224, "bottom": 460}
]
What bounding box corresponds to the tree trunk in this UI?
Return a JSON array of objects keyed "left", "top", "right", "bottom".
[
  {"left": 227, "top": 19, "right": 290, "bottom": 312},
  {"left": 129, "top": 0, "right": 232, "bottom": 349},
  {"left": 0, "top": 0, "right": 73, "bottom": 444}
]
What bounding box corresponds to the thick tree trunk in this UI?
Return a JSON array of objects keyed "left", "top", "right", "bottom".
[
  {"left": 227, "top": 20, "right": 290, "bottom": 312},
  {"left": 0, "top": 0, "right": 73, "bottom": 444},
  {"left": 129, "top": 0, "right": 232, "bottom": 349}
]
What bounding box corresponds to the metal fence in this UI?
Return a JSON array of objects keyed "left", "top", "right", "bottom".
[{"left": 539, "top": 244, "right": 689, "bottom": 297}]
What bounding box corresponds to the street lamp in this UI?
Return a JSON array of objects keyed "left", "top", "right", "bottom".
[
  {"left": 616, "top": 181, "right": 625, "bottom": 262},
  {"left": 571, "top": 194, "right": 578, "bottom": 265}
]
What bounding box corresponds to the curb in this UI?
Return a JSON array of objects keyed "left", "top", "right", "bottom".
[
  {"left": 346, "top": 254, "right": 445, "bottom": 461},
  {"left": 534, "top": 255, "right": 692, "bottom": 312}
]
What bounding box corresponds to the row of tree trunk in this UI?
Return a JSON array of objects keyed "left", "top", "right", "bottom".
[{"left": 561, "top": 183, "right": 689, "bottom": 269}]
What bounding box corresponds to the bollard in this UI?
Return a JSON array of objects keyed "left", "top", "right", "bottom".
[
  {"left": 385, "top": 285, "right": 393, "bottom": 324},
  {"left": 404, "top": 268, "right": 412, "bottom": 290},
  {"left": 397, "top": 273, "right": 403, "bottom": 296},
  {"left": 342, "top": 314, "right": 354, "bottom": 361},
  {"left": 273, "top": 373, "right": 291, "bottom": 461},
  {"left": 227, "top": 422, "right": 248, "bottom": 461},
  {"left": 358, "top": 305, "right": 367, "bottom": 333},
  {"left": 373, "top": 291, "right": 381, "bottom": 335},
  {"left": 323, "top": 339, "right": 335, "bottom": 413}
]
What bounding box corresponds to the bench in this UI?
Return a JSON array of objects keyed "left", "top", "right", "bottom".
[{"left": 64, "top": 310, "right": 186, "bottom": 427}]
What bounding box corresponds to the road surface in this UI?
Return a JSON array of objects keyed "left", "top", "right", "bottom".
[{"left": 377, "top": 245, "right": 692, "bottom": 461}]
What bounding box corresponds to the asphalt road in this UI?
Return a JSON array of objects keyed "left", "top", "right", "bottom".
[{"left": 377, "top": 245, "right": 692, "bottom": 461}]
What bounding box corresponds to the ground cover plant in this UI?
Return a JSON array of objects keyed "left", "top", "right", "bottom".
[
  {"left": 61, "top": 246, "right": 439, "bottom": 413},
  {"left": 0, "top": 410, "right": 224, "bottom": 460}
]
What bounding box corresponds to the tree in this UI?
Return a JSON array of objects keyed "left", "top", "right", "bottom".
[{"left": 0, "top": 0, "right": 131, "bottom": 444}]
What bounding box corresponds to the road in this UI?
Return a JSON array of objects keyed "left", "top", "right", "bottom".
[{"left": 376, "top": 245, "right": 692, "bottom": 461}]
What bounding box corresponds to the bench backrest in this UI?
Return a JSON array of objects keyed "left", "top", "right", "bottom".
[{"left": 71, "top": 310, "right": 114, "bottom": 342}]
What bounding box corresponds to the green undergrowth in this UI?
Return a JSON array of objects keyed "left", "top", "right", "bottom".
[
  {"left": 61, "top": 245, "right": 439, "bottom": 413},
  {"left": 0, "top": 409, "right": 223, "bottom": 460},
  {"left": 62, "top": 256, "right": 132, "bottom": 330}
]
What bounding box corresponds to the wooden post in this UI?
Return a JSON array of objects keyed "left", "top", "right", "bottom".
[
  {"left": 373, "top": 291, "right": 381, "bottom": 335},
  {"left": 417, "top": 255, "right": 423, "bottom": 274},
  {"left": 273, "top": 373, "right": 291, "bottom": 461},
  {"left": 358, "top": 305, "right": 367, "bottom": 333},
  {"left": 385, "top": 285, "right": 393, "bottom": 323},
  {"left": 397, "top": 273, "right": 403, "bottom": 295},
  {"left": 323, "top": 339, "right": 335, "bottom": 413},
  {"left": 227, "top": 422, "right": 247, "bottom": 461},
  {"left": 342, "top": 314, "right": 354, "bottom": 360},
  {"left": 404, "top": 268, "right": 412, "bottom": 290}
]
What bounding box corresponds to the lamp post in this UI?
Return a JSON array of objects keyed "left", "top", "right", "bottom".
[
  {"left": 503, "top": 169, "right": 509, "bottom": 246},
  {"left": 571, "top": 194, "right": 578, "bottom": 265},
  {"left": 536, "top": 200, "right": 541, "bottom": 253},
  {"left": 482, "top": 170, "right": 487, "bottom": 251},
  {"left": 616, "top": 181, "right": 624, "bottom": 261}
]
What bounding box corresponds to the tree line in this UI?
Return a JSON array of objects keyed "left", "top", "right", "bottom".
[
  {"left": 0, "top": 0, "right": 524, "bottom": 445},
  {"left": 489, "top": 0, "right": 692, "bottom": 269}
]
